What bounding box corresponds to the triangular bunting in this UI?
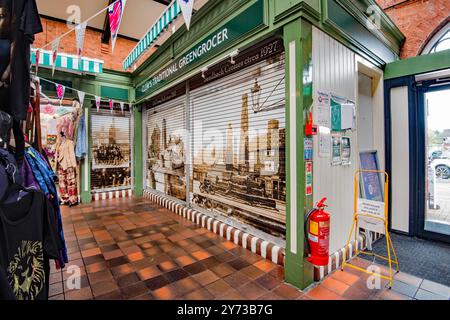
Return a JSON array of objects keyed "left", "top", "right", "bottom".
[
  {"left": 109, "top": 99, "right": 114, "bottom": 113},
  {"left": 77, "top": 90, "right": 86, "bottom": 107},
  {"left": 56, "top": 84, "right": 65, "bottom": 102},
  {"left": 51, "top": 38, "right": 60, "bottom": 76},
  {"left": 108, "top": 0, "right": 127, "bottom": 53},
  {"left": 178, "top": 0, "right": 195, "bottom": 31},
  {"left": 95, "top": 96, "right": 101, "bottom": 112},
  {"left": 75, "top": 22, "right": 87, "bottom": 59}
]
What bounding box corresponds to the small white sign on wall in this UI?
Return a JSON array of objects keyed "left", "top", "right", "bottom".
[{"left": 357, "top": 198, "right": 386, "bottom": 234}]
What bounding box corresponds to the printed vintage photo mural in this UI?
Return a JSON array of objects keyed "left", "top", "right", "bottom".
[
  {"left": 146, "top": 100, "right": 186, "bottom": 201},
  {"left": 91, "top": 114, "right": 132, "bottom": 191},
  {"left": 190, "top": 55, "right": 286, "bottom": 238}
]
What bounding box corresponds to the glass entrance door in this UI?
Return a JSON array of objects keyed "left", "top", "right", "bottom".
[{"left": 424, "top": 87, "right": 450, "bottom": 240}]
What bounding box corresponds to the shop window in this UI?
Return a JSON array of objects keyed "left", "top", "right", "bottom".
[{"left": 421, "top": 22, "right": 450, "bottom": 55}]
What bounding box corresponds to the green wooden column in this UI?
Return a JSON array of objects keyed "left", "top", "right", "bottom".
[
  {"left": 133, "top": 106, "right": 144, "bottom": 197},
  {"left": 284, "top": 18, "right": 314, "bottom": 290},
  {"left": 80, "top": 103, "right": 92, "bottom": 203}
]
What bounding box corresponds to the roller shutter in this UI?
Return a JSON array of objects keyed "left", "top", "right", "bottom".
[
  {"left": 146, "top": 96, "right": 186, "bottom": 201},
  {"left": 189, "top": 54, "right": 286, "bottom": 238},
  {"left": 91, "top": 108, "right": 132, "bottom": 193}
]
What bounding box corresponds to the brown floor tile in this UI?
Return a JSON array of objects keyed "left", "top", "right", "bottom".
[
  {"left": 65, "top": 287, "right": 93, "bottom": 300},
  {"left": 205, "top": 279, "right": 233, "bottom": 298},
  {"left": 81, "top": 247, "right": 101, "bottom": 258},
  {"left": 273, "top": 283, "right": 302, "bottom": 299},
  {"left": 237, "top": 281, "right": 268, "bottom": 300},
  {"left": 169, "top": 277, "right": 201, "bottom": 297},
  {"left": 49, "top": 272, "right": 63, "bottom": 285},
  {"left": 88, "top": 270, "right": 114, "bottom": 285},
  {"left": 157, "top": 260, "right": 178, "bottom": 272},
  {"left": 184, "top": 262, "right": 207, "bottom": 275},
  {"left": 121, "top": 282, "right": 149, "bottom": 299},
  {"left": 86, "top": 261, "right": 108, "bottom": 274},
  {"left": 223, "top": 272, "right": 252, "bottom": 288},
  {"left": 165, "top": 269, "right": 190, "bottom": 283},
  {"left": 253, "top": 260, "right": 276, "bottom": 273},
  {"left": 193, "top": 270, "right": 221, "bottom": 286},
  {"left": 136, "top": 266, "right": 162, "bottom": 281},
  {"left": 330, "top": 270, "right": 360, "bottom": 286},
  {"left": 183, "top": 288, "right": 215, "bottom": 300},
  {"left": 144, "top": 275, "right": 170, "bottom": 291},
  {"left": 192, "top": 250, "right": 212, "bottom": 261},
  {"left": 258, "top": 292, "right": 284, "bottom": 300},
  {"left": 321, "top": 276, "right": 351, "bottom": 296},
  {"left": 116, "top": 273, "right": 141, "bottom": 288},
  {"left": 103, "top": 249, "right": 124, "bottom": 260},
  {"left": 49, "top": 294, "right": 65, "bottom": 300},
  {"left": 95, "top": 290, "right": 124, "bottom": 300},
  {"left": 210, "top": 263, "right": 235, "bottom": 278},
  {"left": 307, "top": 285, "right": 344, "bottom": 300},
  {"left": 227, "top": 258, "right": 250, "bottom": 271},
  {"left": 255, "top": 274, "right": 282, "bottom": 291},
  {"left": 111, "top": 263, "right": 134, "bottom": 279},
  {"left": 175, "top": 255, "right": 196, "bottom": 267},
  {"left": 91, "top": 279, "right": 119, "bottom": 297},
  {"left": 152, "top": 285, "right": 180, "bottom": 300},
  {"left": 240, "top": 265, "right": 265, "bottom": 280},
  {"left": 217, "top": 288, "right": 246, "bottom": 300}
]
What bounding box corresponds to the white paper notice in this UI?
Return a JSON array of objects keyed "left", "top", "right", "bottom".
[
  {"left": 357, "top": 198, "right": 386, "bottom": 234},
  {"left": 340, "top": 103, "right": 355, "bottom": 130},
  {"left": 318, "top": 126, "right": 331, "bottom": 158},
  {"left": 316, "top": 91, "right": 331, "bottom": 128}
]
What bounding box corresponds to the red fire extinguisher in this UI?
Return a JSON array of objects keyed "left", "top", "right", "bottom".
[{"left": 305, "top": 197, "right": 330, "bottom": 266}]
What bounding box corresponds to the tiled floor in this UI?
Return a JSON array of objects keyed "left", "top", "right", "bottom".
[
  {"left": 50, "top": 197, "right": 300, "bottom": 300},
  {"left": 50, "top": 197, "right": 450, "bottom": 300}
]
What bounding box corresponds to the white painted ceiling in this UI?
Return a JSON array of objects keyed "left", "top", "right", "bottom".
[{"left": 37, "top": 0, "right": 209, "bottom": 41}]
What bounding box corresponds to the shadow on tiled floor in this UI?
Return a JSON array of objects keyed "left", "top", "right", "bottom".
[
  {"left": 50, "top": 197, "right": 450, "bottom": 300},
  {"left": 50, "top": 197, "right": 303, "bottom": 300}
]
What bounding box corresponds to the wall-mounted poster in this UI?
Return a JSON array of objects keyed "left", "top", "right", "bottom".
[
  {"left": 316, "top": 91, "right": 331, "bottom": 128},
  {"left": 331, "top": 134, "right": 341, "bottom": 165},
  {"left": 359, "top": 151, "right": 383, "bottom": 202},
  {"left": 341, "top": 136, "right": 351, "bottom": 165},
  {"left": 91, "top": 113, "right": 132, "bottom": 191},
  {"left": 318, "top": 126, "right": 331, "bottom": 158},
  {"left": 190, "top": 54, "right": 286, "bottom": 238}
]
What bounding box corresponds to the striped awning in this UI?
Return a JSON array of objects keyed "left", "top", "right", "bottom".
[
  {"left": 31, "top": 49, "right": 104, "bottom": 75},
  {"left": 122, "top": 0, "right": 182, "bottom": 70}
]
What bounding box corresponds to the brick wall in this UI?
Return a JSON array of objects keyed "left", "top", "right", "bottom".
[
  {"left": 34, "top": 17, "right": 138, "bottom": 71},
  {"left": 376, "top": 0, "right": 450, "bottom": 58}
]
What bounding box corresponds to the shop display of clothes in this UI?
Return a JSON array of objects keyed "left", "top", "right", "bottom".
[
  {"left": 1, "top": 145, "right": 63, "bottom": 300},
  {"left": 23, "top": 146, "right": 68, "bottom": 266},
  {"left": 55, "top": 133, "right": 78, "bottom": 206}
]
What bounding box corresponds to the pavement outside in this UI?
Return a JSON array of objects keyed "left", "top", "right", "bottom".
[{"left": 49, "top": 197, "right": 450, "bottom": 300}]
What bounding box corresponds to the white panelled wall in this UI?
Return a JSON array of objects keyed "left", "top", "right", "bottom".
[{"left": 312, "top": 27, "right": 385, "bottom": 254}]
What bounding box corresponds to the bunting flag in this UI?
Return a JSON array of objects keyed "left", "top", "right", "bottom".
[
  {"left": 35, "top": 49, "right": 40, "bottom": 73},
  {"left": 178, "top": 0, "right": 195, "bottom": 31},
  {"left": 119, "top": 102, "right": 124, "bottom": 114},
  {"left": 108, "top": 0, "right": 127, "bottom": 53},
  {"left": 109, "top": 99, "right": 114, "bottom": 113},
  {"left": 75, "top": 22, "right": 87, "bottom": 59},
  {"left": 77, "top": 90, "right": 86, "bottom": 107},
  {"left": 51, "top": 38, "right": 60, "bottom": 76},
  {"left": 95, "top": 96, "right": 101, "bottom": 112},
  {"left": 56, "top": 84, "right": 65, "bottom": 101}
]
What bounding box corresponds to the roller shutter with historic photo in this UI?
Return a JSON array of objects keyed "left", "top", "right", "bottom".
[
  {"left": 146, "top": 96, "right": 186, "bottom": 201},
  {"left": 91, "top": 108, "right": 132, "bottom": 192},
  {"left": 190, "top": 54, "right": 286, "bottom": 238}
]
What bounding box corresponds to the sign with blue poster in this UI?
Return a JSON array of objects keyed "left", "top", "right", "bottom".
[
  {"left": 304, "top": 138, "right": 313, "bottom": 161},
  {"left": 359, "top": 151, "right": 383, "bottom": 202}
]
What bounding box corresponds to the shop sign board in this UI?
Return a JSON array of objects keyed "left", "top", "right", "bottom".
[
  {"left": 357, "top": 198, "right": 386, "bottom": 234},
  {"left": 137, "top": 0, "right": 264, "bottom": 100}
]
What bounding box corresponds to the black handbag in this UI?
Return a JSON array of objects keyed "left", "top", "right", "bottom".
[{"left": 0, "top": 110, "right": 12, "bottom": 149}]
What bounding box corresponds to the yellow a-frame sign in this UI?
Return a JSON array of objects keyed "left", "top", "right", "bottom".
[{"left": 341, "top": 170, "right": 399, "bottom": 288}]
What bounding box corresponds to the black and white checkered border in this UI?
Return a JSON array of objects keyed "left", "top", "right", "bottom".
[
  {"left": 143, "top": 189, "right": 285, "bottom": 266},
  {"left": 313, "top": 231, "right": 383, "bottom": 281},
  {"left": 92, "top": 189, "right": 133, "bottom": 201}
]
